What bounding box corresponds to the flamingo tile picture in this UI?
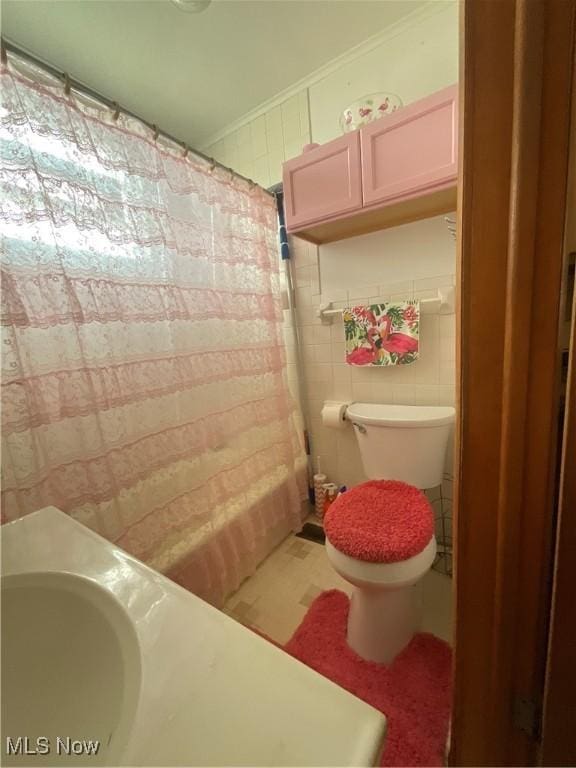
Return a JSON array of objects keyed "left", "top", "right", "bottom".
[{"left": 344, "top": 302, "right": 420, "bottom": 366}]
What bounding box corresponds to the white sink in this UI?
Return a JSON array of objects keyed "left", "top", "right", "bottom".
[
  {"left": 1, "top": 508, "right": 386, "bottom": 766},
  {"left": 2, "top": 571, "right": 141, "bottom": 766}
]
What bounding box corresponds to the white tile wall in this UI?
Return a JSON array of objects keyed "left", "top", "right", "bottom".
[
  {"left": 288, "top": 218, "right": 456, "bottom": 491},
  {"left": 204, "top": 90, "right": 310, "bottom": 188}
]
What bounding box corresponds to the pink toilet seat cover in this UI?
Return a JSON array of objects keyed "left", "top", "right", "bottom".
[{"left": 324, "top": 480, "right": 434, "bottom": 563}]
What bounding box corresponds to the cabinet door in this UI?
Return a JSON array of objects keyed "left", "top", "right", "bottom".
[
  {"left": 283, "top": 133, "right": 362, "bottom": 230},
  {"left": 361, "top": 85, "right": 458, "bottom": 207}
]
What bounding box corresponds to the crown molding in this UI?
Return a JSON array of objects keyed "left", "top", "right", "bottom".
[{"left": 200, "top": 0, "right": 454, "bottom": 150}]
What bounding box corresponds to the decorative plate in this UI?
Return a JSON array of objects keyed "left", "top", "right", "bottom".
[{"left": 339, "top": 93, "right": 403, "bottom": 134}]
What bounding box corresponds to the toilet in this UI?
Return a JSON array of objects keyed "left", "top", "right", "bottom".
[{"left": 324, "top": 402, "right": 455, "bottom": 664}]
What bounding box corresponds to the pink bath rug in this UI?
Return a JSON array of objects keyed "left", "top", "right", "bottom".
[{"left": 284, "top": 589, "right": 452, "bottom": 767}]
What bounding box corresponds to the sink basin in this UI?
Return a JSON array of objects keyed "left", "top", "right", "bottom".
[
  {"left": 1, "top": 508, "right": 386, "bottom": 765},
  {"left": 1, "top": 571, "right": 141, "bottom": 766}
]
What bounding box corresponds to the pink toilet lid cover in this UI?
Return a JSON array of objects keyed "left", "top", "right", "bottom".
[{"left": 324, "top": 480, "right": 434, "bottom": 563}]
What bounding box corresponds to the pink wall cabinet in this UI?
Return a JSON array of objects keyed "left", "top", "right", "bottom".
[
  {"left": 282, "top": 85, "right": 458, "bottom": 244},
  {"left": 282, "top": 132, "right": 362, "bottom": 229},
  {"left": 360, "top": 84, "right": 458, "bottom": 207}
]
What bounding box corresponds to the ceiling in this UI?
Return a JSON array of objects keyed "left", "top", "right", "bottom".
[{"left": 2, "top": 0, "right": 428, "bottom": 148}]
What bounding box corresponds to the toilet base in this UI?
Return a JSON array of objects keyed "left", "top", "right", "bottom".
[
  {"left": 347, "top": 582, "right": 421, "bottom": 664},
  {"left": 325, "top": 537, "right": 436, "bottom": 665}
]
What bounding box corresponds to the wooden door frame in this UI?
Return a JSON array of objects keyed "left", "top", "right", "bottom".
[
  {"left": 540, "top": 259, "right": 576, "bottom": 766},
  {"left": 451, "top": 1, "right": 575, "bottom": 765},
  {"left": 540, "top": 63, "right": 576, "bottom": 767}
]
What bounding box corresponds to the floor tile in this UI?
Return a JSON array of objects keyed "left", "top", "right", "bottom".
[
  {"left": 226, "top": 599, "right": 260, "bottom": 625},
  {"left": 299, "top": 584, "right": 324, "bottom": 607},
  {"left": 223, "top": 529, "right": 453, "bottom": 647}
]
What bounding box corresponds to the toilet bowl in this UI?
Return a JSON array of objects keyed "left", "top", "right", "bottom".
[{"left": 324, "top": 403, "right": 455, "bottom": 664}]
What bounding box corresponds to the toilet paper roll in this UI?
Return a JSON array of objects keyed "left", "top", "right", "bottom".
[{"left": 321, "top": 401, "right": 349, "bottom": 430}]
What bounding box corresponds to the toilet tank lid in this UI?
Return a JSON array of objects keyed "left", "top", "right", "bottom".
[{"left": 347, "top": 402, "right": 456, "bottom": 428}]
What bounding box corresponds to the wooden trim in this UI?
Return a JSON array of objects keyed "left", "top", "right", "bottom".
[
  {"left": 541, "top": 269, "right": 576, "bottom": 766},
  {"left": 451, "top": 1, "right": 575, "bottom": 765},
  {"left": 540, "top": 62, "right": 576, "bottom": 767},
  {"left": 452, "top": 1, "right": 515, "bottom": 759}
]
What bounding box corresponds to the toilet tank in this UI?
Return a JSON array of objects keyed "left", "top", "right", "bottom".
[{"left": 346, "top": 403, "right": 455, "bottom": 489}]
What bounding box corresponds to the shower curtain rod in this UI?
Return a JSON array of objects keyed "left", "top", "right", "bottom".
[{"left": 1, "top": 38, "right": 274, "bottom": 198}]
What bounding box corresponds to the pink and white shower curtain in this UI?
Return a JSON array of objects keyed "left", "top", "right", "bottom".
[{"left": 0, "top": 55, "right": 307, "bottom": 605}]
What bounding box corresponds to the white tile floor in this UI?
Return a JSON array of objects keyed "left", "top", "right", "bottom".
[{"left": 223, "top": 515, "right": 453, "bottom": 646}]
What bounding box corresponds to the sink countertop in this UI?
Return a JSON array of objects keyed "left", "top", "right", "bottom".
[{"left": 1, "top": 507, "right": 386, "bottom": 766}]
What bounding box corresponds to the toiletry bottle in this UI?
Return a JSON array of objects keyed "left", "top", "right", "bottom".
[{"left": 322, "top": 484, "right": 338, "bottom": 517}]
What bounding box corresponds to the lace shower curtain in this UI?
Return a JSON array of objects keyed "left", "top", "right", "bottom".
[{"left": 1, "top": 56, "right": 307, "bottom": 605}]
